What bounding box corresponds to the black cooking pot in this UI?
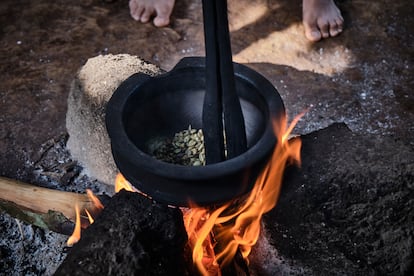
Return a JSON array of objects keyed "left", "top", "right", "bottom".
[{"left": 106, "top": 57, "right": 284, "bottom": 206}]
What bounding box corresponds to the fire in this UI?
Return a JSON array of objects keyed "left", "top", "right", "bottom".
[
  {"left": 67, "top": 174, "right": 143, "bottom": 246},
  {"left": 115, "top": 173, "right": 152, "bottom": 200},
  {"left": 184, "top": 113, "right": 303, "bottom": 275},
  {"left": 67, "top": 204, "right": 81, "bottom": 246},
  {"left": 66, "top": 189, "right": 104, "bottom": 246},
  {"left": 86, "top": 189, "right": 104, "bottom": 209},
  {"left": 84, "top": 209, "right": 94, "bottom": 224},
  {"left": 66, "top": 111, "right": 303, "bottom": 274},
  {"left": 183, "top": 205, "right": 227, "bottom": 275},
  {"left": 114, "top": 173, "right": 136, "bottom": 193}
]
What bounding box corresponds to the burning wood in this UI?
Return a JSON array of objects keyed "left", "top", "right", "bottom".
[
  {"left": 66, "top": 190, "right": 104, "bottom": 246},
  {"left": 0, "top": 176, "right": 106, "bottom": 234}
]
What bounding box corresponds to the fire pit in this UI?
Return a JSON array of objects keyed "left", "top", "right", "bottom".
[{"left": 106, "top": 57, "right": 285, "bottom": 206}]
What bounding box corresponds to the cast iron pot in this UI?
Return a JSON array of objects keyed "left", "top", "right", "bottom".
[{"left": 106, "top": 57, "right": 285, "bottom": 207}]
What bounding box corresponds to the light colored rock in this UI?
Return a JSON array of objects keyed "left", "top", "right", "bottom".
[{"left": 66, "top": 54, "right": 162, "bottom": 185}]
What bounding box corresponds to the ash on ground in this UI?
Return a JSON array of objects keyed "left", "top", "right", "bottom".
[
  {"left": 0, "top": 212, "right": 67, "bottom": 275},
  {"left": 1, "top": 133, "right": 114, "bottom": 275}
]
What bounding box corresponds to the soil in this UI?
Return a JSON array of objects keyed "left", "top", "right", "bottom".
[{"left": 0, "top": 0, "right": 413, "bottom": 275}]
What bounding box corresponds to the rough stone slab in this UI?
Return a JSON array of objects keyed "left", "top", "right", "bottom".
[
  {"left": 66, "top": 54, "right": 162, "bottom": 185},
  {"left": 54, "top": 190, "right": 187, "bottom": 275},
  {"left": 263, "top": 123, "right": 414, "bottom": 275}
]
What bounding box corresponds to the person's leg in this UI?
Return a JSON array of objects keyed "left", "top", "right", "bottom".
[
  {"left": 129, "top": 0, "right": 175, "bottom": 27},
  {"left": 302, "top": 0, "right": 344, "bottom": 42}
]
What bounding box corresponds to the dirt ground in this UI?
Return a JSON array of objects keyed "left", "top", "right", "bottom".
[{"left": 0, "top": 0, "right": 413, "bottom": 275}]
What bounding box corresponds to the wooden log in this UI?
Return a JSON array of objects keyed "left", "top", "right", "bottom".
[{"left": 0, "top": 176, "right": 104, "bottom": 234}]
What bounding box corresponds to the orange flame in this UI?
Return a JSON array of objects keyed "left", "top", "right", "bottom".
[
  {"left": 67, "top": 172, "right": 138, "bottom": 246},
  {"left": 183, "top": 112, "right": 303, "bottom": 274},
  {"left": 84, "top": 209, "right": 94, "bottom": 224},
  {"left": 114, "top": 173, "right": 152, "bottom": 201},
  {"left": 86, "top": 189, "right": 104, "bottom": 210},
  {"left": 66, "top": 189, "right": 105, "bottom": 246},
  {"left": 183, "top": 205, "right": 226, "bottom": 275},
  {"left": 67, "top": 204, "right": 81, "bottom": 246},
  {"left": 115, "top": 173, "right": 136, "bottom": 193}
]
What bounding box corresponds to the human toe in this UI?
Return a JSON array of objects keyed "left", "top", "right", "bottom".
[
  {"left": 153, "top": 15, "right": 170, "bottom": 27},
  {"left": 153, "top": 4, "right": 173, "bottom": 27},
  {"left": 318, "top": 20, "right": 330, "bottom": 39},
  {"left": 330, "top": 17, "right": 345, "bottom": 37},
  {"left": 129, "top": 0, "right": 143, "bottom": 21},
  {"left": 336, "top": 18, "right": 344, "bottom": 32},
  {"left": 304, "top": 24, "right": 322, "bottom": 42},
  {"left": 140, "top": 8, "right": 154, "bottom": 23},
  {"left": 329, "top": 21, "right": 340, "bottom": 37}
]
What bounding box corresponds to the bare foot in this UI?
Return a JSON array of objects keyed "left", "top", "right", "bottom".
[
  {"left": 129, "top": 0, "right": 175, "bottom": 27},
  {"left": 302, "top": 0, "right": 344, "bottom": 42}
]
